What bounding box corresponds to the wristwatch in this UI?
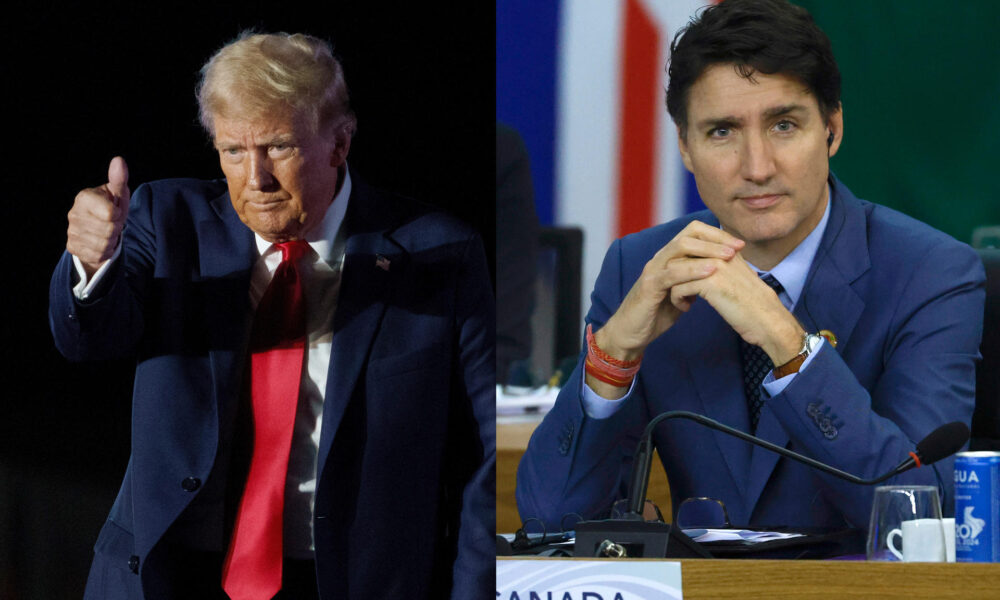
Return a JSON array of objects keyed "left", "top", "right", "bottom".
[{"left": 773, "top": 332, "right": 825, "bottom": 379}]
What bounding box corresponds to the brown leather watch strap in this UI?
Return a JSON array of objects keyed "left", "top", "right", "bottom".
[{"left": 773, "top": 353, "right": 806, "bottom": 379}]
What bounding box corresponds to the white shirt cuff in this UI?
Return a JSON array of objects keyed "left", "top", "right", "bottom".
[{"left": 72, "top": 241, "right": 123, "bottom": 301}]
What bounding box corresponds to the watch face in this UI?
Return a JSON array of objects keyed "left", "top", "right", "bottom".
[{"left": 805, "top": 333, "right": 824, "bottom": 354}]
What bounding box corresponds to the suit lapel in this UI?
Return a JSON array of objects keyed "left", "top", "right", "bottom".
[
  {"left": 679, "top": 299, "right": 752, "bottom": 504},
  {"left": 744, "top": 177, "right": 870, "bottom": 517},
  {"left": 316, "top": 178, "right": 404, "bottom": 482},
  {"left": 197, "top": 191, "right": 255, "bottom": 433},
  {"left": 795, "top": 177, "right": 870, "bottom": 355},
  {"left": 198, "top": 190, "right": 256, "bottom": 280},
  {"left": 745, "top": 406, "right": 789, "bottom": 517}
]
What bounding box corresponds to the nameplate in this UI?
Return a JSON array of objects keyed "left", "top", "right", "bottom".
[{"left": 496, "top": 559, "right": 683, "bottom": 599}]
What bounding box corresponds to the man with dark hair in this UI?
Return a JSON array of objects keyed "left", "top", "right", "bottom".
[
  {"left": 518, "top": 0, "right": 984, "bottom": 533},
  {"left": 665, "top": 0, "right": 842, "bottom": 132}
]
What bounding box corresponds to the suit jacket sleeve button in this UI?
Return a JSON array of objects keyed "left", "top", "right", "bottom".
[
  {"left": 128, "top": 555, "right": 139, "bottom": 573},
  {"left": 181, "top": 477, "right": 201, "bottom": 492}
]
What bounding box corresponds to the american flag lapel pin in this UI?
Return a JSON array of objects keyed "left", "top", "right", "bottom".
[{"left": 375, "top": 254, "right": 391, "bottom": 271}]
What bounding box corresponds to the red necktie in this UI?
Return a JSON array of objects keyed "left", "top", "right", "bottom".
[{"left": 223, "top": 241, "right": 310, "bottom": 600}]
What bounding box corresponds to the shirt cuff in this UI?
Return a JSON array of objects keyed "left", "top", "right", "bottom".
[
  {"left": 581, "top": 375, "right": 636, "bottom": 419},
  {"left": 72, "top": 242, "right": 122, "bottom": 301},
  {"left": 762, "top": 338, "right": 825, "bottom": 396}
]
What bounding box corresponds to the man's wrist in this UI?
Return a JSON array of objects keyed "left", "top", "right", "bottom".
[
  {"left": 71, "top": 242, "right": 122, "bottom": 302},
  {"left": 582, "top": 372, "right": 634, "bottom": 413},
  {"left": 593, "top": 321, "right": 644, "bottom": 362},
  {"left": 586, "top": 323, "right": 642, "bottom": 388},
  {"left": 584, "top": 372, "right": 631, "bottom": 400},
  {"left": 762, "top": 315, "right": 806, "bottom": 366}
]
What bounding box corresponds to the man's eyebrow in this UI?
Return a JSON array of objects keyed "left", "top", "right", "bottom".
[
  {"left": 213, "top": 136, "right": 243, "bottom": 149},
  {"left": 695, "top": 116, "right": 742, "bottom": 131},
  {"left": 694, "top": 104, "right": 811, "bottom": 131},
  {"left": 262, "top": 134, "right": 295, "bottom": 145},
  {"left": 763, "top": 104, "right": 809, "bottom": 119},
  {"left": 214, "top": 134, "right": 295, "bottom": 150}
]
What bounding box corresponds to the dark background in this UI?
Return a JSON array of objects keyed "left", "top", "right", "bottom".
[{"left": 0, "top": 3, "right": 492, "bottom": 598}]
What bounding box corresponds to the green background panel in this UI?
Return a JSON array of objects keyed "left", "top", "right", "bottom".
[{"left": 793, "top": 0, "right": 1000, "bottom": 243}]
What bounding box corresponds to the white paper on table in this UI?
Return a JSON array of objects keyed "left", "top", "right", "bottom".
[
  {"left": 682, "top": 528, "right": 805, "bottom": 543},
  {"left": 496, "top": 384, "right": 560, "bottom": 415}
]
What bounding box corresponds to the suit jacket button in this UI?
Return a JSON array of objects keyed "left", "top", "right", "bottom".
[
  {"left": 181, "top": 477, "right": 201, "bottom": 492},
  {"left": 128, "top": 555, "right": 139, "bottom": 573}
]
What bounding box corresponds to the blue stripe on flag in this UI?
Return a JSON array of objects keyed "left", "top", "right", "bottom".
[{"left": 496, "top": 0, "right": 561, "bottom": 225}]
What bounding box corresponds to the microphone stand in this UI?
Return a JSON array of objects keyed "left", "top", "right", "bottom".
[
  {"left": 574, "top": 411, "right": 968, "bottom": 558},
  {"left": 626, "top": 411, "right": 913, "bottom": 519}
]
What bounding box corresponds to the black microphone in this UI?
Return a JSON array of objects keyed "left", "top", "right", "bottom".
[{"left": 624, "top": 411, "right": 970, "bottom": 518}]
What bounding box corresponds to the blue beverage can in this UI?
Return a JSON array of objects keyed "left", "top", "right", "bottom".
[{"left": 954, "top": 451, "right": 1000, "bottom": 562}]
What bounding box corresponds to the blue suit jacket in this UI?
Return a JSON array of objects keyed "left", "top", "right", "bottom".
[
  {"left": 49, "top": 174, "right": 495, "bottom": 599},
  {"left": 518, "top": 177, "right": 984, "bottom": 531}
]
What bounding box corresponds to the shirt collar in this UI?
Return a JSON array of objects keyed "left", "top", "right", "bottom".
[
  {"left": 253, "top": 165, "right": 352, "bottom": 263},
  {"left": 747, "top": 183, "right": 832, "bottom": 308}
]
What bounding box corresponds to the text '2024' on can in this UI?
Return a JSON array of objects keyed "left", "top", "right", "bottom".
[{"left": 954, "top": 451, "right": 1000, "bottom": 562}]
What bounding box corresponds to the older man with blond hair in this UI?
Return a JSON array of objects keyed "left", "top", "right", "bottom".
[{"left": 51, "top": 32, "right": 494, "bottom": 600}]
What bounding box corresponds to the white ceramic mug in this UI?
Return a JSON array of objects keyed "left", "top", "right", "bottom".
[
  {"left": 941, "top": 517, "right": 956, "bottom": 562},
  {"left": 867, "top": 485, "right": 943, "bottom": 561},
  {"left": 887, "top": 518, "right": 946, "bottom": 562}
]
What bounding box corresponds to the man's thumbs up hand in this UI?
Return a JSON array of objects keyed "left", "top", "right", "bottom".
[{"left": 67, "top": 156, "right": 132, "bottom": 277}]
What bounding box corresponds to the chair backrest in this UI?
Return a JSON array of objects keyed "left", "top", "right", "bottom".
[
  {"left": 528, "top": 226, "right": 583, "bottom": 380},
  {"left": 541, "top": 226, "right": 583, "bottom": 363},
  {"left": 972, "top": 247, "right": 1000, "bottom": 450}
]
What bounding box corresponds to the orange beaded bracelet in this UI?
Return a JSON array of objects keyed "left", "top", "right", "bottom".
[{"left": 584, "top": 323, "right": 642, "bottom": 387}]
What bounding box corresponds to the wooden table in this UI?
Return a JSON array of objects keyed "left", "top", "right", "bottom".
[
  {"left": 498, "top": 557, "right": 1000, "bottom": 599},
  {"left": 498, "top": 416, "right": 673, "bottom": 533},
  {"left": 497, "top": 417, "right": 540, "bottom": 533}
]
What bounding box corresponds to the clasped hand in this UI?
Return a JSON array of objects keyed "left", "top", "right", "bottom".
[{"left": 596, "top": 221, "right": 804, "bottom": 369}]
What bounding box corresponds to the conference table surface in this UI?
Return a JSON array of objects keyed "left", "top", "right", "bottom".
[
  {"left": 499, "top": 556, "right": 1000, "bottom": 599},
  {"left": 498, "top": 412, "right": 999, "bottom": 599}
]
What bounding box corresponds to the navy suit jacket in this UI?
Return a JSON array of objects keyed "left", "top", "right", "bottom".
[
  {"left": 518, "top": 177, "right": 984, "bottom": 531},
  {"left": 49, "top": 173, "right": 495, "bottom": 599}
]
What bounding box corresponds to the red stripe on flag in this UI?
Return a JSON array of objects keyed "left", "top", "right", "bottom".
[{"left": 616, "top": 0, "right": 661, "bottom": 238}]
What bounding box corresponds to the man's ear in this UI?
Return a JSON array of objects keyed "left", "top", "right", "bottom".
[
  {"left": 330, "top": 133, "right": 351, "bottom": 167},
  {"left": 826, "top": 103, "right": 844, "bottom": 158},
  {"left": 677, "top": 125, "right": 694, "bottom": 172}
]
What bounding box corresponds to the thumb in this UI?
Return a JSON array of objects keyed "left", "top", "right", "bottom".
[{"left": 107, "top": 156, "right": 131, "bottom": 207}]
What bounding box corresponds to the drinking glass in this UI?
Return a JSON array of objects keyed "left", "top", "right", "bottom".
[{"left": 866, "top": 485, "right": 945, "bottom": 561}]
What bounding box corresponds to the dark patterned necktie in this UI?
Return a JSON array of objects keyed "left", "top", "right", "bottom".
[{"left": 740, "top": 273, "right": 784, "bottom": 433}]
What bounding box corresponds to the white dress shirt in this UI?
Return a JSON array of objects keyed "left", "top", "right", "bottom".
[{"left": 252, "top": 170, "right": 351, "bottom": 557}]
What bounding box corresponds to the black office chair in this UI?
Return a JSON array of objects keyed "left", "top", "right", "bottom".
[
  {"left": 539, "top": 226, "right": 583, "bottom": 366},
  {"left": 972, "top": 247, "right": 1000, "bottom": 450},
  {"left": 513, "top": 226, "right": 583, "bottom": 386}
]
